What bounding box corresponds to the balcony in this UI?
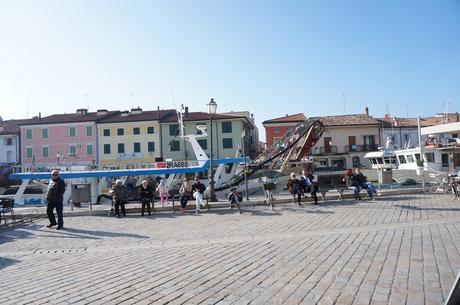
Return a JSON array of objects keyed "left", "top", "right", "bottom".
[
  {"left": 311, "top": 146, "right": 338, "bottom": 155},
  {"left": 344, "top": 144, "right": 378, "bottom": 153}
]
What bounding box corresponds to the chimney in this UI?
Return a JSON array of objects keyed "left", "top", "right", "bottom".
[
  {"left": 457, "top": 112, "right": 459, "bottom": 122},
  {"left": 157, "top": 106, "right": 160, "bottom": 119},
  {"left": 364, "top": 106, "right": 369, "bottom": 116},
  {"left": 97, "top": 109, "right": 108, "bottom": 115},
  {"left": 39, "top": 112, "right": 42, "bottom": 123},
  {"left": 393, "top": 117, "right": 398, "bottom": 127},
  {"left": 131, "top": 107, "right": 142, "bottom": 115},
  {"left": 77, "top": 108, "right": 88, "bottom": 116},
  {"left": 184, "top": 107, "right": 189, "bottom": 116},
  {"left": 120, "top": 111, "right": 129, "bottom": 117}
]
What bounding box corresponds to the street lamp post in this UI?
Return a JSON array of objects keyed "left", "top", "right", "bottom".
[
  {"left": 207, "top": 98, "right": 218, "bottom": 202},
  {"left": 329, "top": 140, "right": 334, "bottom": 188},
  {"left": 57, "top": 152, "right": 61, "bottom": 166}
]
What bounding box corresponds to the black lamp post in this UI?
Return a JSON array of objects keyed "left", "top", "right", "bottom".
[{"left": 208, "top": 98, "right": 218, "bottom": 202}]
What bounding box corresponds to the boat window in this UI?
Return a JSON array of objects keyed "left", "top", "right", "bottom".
[
  {"left": 333, "top": 157, "right": 346, "bottom": 169},
  {"left": 225, "top": 163, "right": 234, "bottom": 174},
  {"left": 314, "top": 158, "right": 328, "bottom": 168},
  {"left": 414, "top": 153, "right": 421, "bottom": 161},
  {"left": 425, "top": 152, "right": 435, "bottom": 163},
  {"left": 442, "top": 154, "right": 449, "bottom": 168},
  {"left": 352, "top": 156, "right": 360, "bottom": 167},
  {"left": 406, "top": 155, "right": 414, "bottom": 163},
  {"left": 376, "top": 157, "right": 383, "bottom": 164},
  {"left": 398, "top": 155, "right": 406, "bottom": 164},
  {"left": 384, "top": 157, "right": 396, "bottom": 164}
]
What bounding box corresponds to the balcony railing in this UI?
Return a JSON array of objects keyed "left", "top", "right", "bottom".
[
  {"left": 361, "top": 144, "right": 378, "bottom": 152},
  {"left": 319, "top": 146, "right": 338, "bottom": 154}
]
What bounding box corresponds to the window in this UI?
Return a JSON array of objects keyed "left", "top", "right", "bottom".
[
  {"left": 42, "top": 146, "right": 49, "bottom": 157},
  {"left": 352, "top": 156, "right": 360, "bottom": 167},
  {"left": 133, "top": 127, "right": 140, "bottom": 135},
  {"left": 398, "top": 155, "right": 407, "bottom": 164},
  {"left": 147, "top": 127, "right": 154, "bottom": 134},
  {"left": 197, "top": 139, "right": 208, "bottom": 150},
  {"left": 223, "top": 138, "right": 233, "bottom": 149},
  {"left": 42, "top": 128, "right": 48, "bottom": 139},
  {"left": 425, "top": 152, "right": 435, "bottom": 163},
  {"left": 103, "top": 129, "right": 110, "bottom": 136},
  {"left": 26, "top": 129, "right": 32, "bottom": 139},
  {"left": 148, "top": 142, "right": 155, "bottom": 152},
  {"left": 86, "top": 144, "right": 93, "bottom": 156},
  {"left": 118, "top": 143, "right": 125, "bottom": 153},
  {"left": 406, "top": 155, "right": 414, "bottom": 163},
  {"left": 133, "top": 142, "right": 141, "bottom": 153},
  {"left": 414, "top": 153, "right": 421, "bottom": 161},
  {"left": 104, "top": 144, "right": 111, "bottom": 154},
  {"left": 69, "top": 145, "right": 76, "bottom": 155},
  {"left": 170, "top": 140, "right": 180, "bottom": 151},
  {"left": 222, "top": 122, "right": 232, "bottom": 133},
  {"left": 274, "top": 127, "right": 280, "bottom": 133},
  {"left": 26, "top": 147, "right": 33, "bottom": 158},
  {"left": 169, "top": 125, "right": 179, "bottom": 136},
  {"left": 5, "top": 138, "right": 13, "bottom": 146},
  {"left": 117, "top": 128, "right": 124, "bottom": 136},
  {"left": 69, "top": 127, "right": 76, "bottom": 137},
  {"left": 86, "top": 126, "right": 92, "bottom": 137}
]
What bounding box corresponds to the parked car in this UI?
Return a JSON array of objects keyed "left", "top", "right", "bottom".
[{"left": 0, "top": 184, "right": 46, "bottom": 205}]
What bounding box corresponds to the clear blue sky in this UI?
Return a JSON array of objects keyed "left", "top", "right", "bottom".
[{"left": 1, "top": 0, "right": 459, "bottom": 140}]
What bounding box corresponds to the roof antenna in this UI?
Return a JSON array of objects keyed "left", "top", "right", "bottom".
[
  {"left": 342, "top": 93, "right": 346, "bottom": 114},
  {"left": 443, "top": 98, "right": 451, "bottom": 123}
]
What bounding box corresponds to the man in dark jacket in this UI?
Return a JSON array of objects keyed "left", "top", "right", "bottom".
[
  {"left": 299, "top": 170, "right": 318, "bottom": 204},
  {"left": 46, "top": 170, "right": 66, "bottom": 229},
  {"left": 111, "top": 179, "right": 128, "bottom": 218},
  {"left": 139, "top": 180, "right": 153, "bottom": 216}
]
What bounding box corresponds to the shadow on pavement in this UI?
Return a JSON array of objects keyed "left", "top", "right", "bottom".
[
  {"left": 0, "top": 223, "right": 41, "bottom": 245},
  {"left": 396, "top": 204, "right": 460, "bottom": 212},
  {"left": 53, "top": 227, "right": 149, "bottom": 239},
  {"left": 0, "top": 257, "right": 20, "bottom": 270}
]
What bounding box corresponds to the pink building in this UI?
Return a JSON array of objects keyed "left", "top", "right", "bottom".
[{"left": 20, "top": 109, "right": 118, "bottom": 170}]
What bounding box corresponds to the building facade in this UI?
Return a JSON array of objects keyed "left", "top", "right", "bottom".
[
  {"left": 97, "top": 108, "right": 175, "bottom": 168},
  {"left": 0, "top": 118, "right": 39, "bottom": 165},
  {"left": 160, "top": 111, "right": 258, "bottom": 162},
  {"left": 309, "top": 113, "right": 382, "bottom": 171},
  {"left": 262, "top": 113, "right": 306, "bottom": 147},
  {"left": 20, "top": 109, "right": 117, "bottom": 170}
]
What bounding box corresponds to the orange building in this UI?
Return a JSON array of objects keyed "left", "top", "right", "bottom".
[{"left": 262, "top": 113, "right": 306, "bottom": 147}]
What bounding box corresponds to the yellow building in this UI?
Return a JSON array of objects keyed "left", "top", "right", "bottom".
[{"left": 97, "top": 108, "right": 175, "bottom": 168}]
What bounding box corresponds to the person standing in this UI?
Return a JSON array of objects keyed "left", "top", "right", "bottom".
[
  {"left": 179, "top": 178, "right": 192, "bottom": 213},
  {"left": 287, "top": 172, "right": 302, "bottom": 206},
  {"left": 156, "top": 179, "right": 169, "bottom": 207},
  {"left": 192, "top": 177, "right": 206, "bottom": 214},
  {"left": 46, "top": 170, "right": 66, "bottom": 230},
  {"left": 139, "top": 180, "right": 153, "bottom": 216},
  {"left": 112, "top": 179, "right": 128, "bottom": 218}
]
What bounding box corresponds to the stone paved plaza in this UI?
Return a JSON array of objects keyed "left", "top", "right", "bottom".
[{"left": 1, "top": 193, "right": 460, "bottom": 304}]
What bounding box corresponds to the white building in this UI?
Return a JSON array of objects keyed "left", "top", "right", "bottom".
[{"left": 0, "top": 118, "right": 39, "bottom": 165}]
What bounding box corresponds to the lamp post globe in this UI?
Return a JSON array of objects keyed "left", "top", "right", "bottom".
[{"left": 207, "top": 98, "right": 218, "bottom": 202}]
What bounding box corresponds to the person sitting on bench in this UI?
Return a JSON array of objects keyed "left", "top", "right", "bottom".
[{"left": 350, "top": 168, "right": 377, "bottom": 200}]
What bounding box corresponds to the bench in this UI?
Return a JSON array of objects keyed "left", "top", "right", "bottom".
[{"left": 323, "top": 187, "right": 371, "bottom": 201}]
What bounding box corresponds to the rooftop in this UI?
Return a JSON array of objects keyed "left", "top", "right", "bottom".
[{"left": 262, "top": 113, "right": 306, "bottom": 125}]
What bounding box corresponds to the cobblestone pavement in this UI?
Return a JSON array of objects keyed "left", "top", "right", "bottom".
[{"left": 1, "top": 193, "right": 460, "bottom": 304}]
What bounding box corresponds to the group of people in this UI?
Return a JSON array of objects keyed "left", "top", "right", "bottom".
[
  {"left": 44, "top": 167, "right": 378, "bottom": 229},
  {"left": 110, "top": 176, "right": 208, "bottom": 217},
  {"left": 286, "top": 170, "right": 319, "bottom": 205}
]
